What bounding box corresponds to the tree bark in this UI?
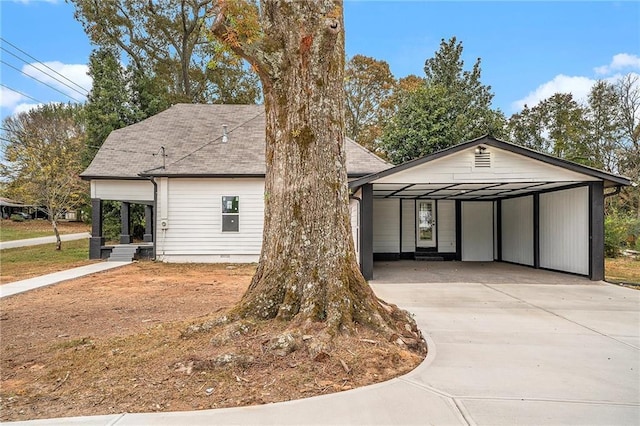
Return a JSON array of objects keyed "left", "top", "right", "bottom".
[
  {"left": 212, "top": 0, "right": 423, "bottom": 348},
  {"left": 52, "top": 219, "right": 62, "bottom": 251}
]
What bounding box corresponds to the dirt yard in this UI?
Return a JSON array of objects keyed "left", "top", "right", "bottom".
[{"left": 0, "top": 262, "right": 424, "bottom": 421}]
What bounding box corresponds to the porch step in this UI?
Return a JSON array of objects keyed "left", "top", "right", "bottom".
[
  {"left": 414, "top": 254, "right": 445, "bottom": 261},
  {"left": 108, "top": 245, "right": 139, "bottom": 262}
]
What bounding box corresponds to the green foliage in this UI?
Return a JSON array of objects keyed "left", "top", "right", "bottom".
[
  {"left": 10, "top": 214, "right": 25, "bottom": 222},
  {"left": 605, "top": 212, "right": 640, "bottom": 257},
  {"left": 507, "top": 93, "right": 596, "bottom": 167},
  {"left": 379, "top": 37, "right": 505, "bottom": 164},
  {"left": 84, "top": 48, "right": 138, "bottom": 166},
  {"left": 70, "top": 0, "right": 260, "bottom": 105}
]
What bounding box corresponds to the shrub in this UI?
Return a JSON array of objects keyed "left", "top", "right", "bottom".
[{"left": 10, "top": 214, "right": 25, "bottom": 222}]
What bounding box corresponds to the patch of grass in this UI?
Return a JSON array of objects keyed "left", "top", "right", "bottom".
[
  {"left": 605, "top": 257, "right": 640, "bottom": 285},
  {"left": 0, "top": 220, "right": 90, "bottom": 242},
  {"left": 0, "top": 239, "right": 94, "bottom": 284}
]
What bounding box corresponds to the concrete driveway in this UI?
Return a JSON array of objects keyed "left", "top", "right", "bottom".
[
  {"left": 6, "top": 261, "right": 639, "bottom": 425},
  {"left": 371, "top": 261, "right": 640, "bottom": 425}
]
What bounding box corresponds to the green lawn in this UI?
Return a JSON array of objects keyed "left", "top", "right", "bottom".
[
  {"left": 0, "top": 219, "right": 90, "bottom": 242},
  {"left": 0, "top": 239, "right": 94, "bottom": 283}
]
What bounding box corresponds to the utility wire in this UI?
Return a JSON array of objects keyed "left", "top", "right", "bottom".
[
  {"left": 86, "top": 144, "right": 156, "bottom": 155},
  {"left": 167, "top": 110, "right": 266, "bottom": 167},
  {"left": 0, "top": 83, "right": 43, "bottom": 104},
  {"left": 0, "top": 60, "right": 83, "bottom": 103},
  {"left": 0, "top": 37, "right": 89, "bottom": 94},
  {"left": 0, "top": 47, "right": 88, "bottom": 98}
]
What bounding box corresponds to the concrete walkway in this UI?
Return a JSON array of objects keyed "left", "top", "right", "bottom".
[
  {"left": 0, "top": 262, "right": 131, "bottom": 298},
  {"left": 4, "top": 264, "right": 640, "bottom": 425},
  {"left": 0, "top": 232, "right": 90, "bottom": 250}
]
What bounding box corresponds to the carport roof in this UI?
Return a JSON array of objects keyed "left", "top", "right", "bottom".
[{"left": 349, "top": 136, "right": 632, "bottom": 201}]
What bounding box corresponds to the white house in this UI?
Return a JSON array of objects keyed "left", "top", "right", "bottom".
[
  {"left": 82, "top": 104, "right": 631, "bottom": 281},
  {"left": 81, "top": 104, "right": 390, "bottom": 263}
]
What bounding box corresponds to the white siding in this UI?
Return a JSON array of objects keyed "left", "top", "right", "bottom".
[
  {"left": 92, "top": 179, "right": 153, "bottom": 201},
  {"left": 156, "top": 178, "right": 264, "bottom": 262},
  {"left": 373, "top": 145, "right": 599, "bottom": 185},
  {"left": 350, "top": 198, "right": 360, "bottom": 264},
  {"left": 401, "top": 200, "right": 415, "bottom": 253},
  {"left": 373, "top": 198, "right": 400, "bottom": 253},
  {"left": 502, "top": 196, "right": 534, "bottom": 266},
  {"left": 437, "top": 200, "right": 456, "bottom": 253},
  {"left": 540, "top": 187, "right": 589, "bottom": 275},
  {"left": 462, "top": 202, "right": 493, "bottom": 261}
]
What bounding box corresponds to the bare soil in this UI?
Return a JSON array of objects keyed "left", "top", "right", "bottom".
[{"left": 0, "top": 262, "right": 425, "bottom": 421}]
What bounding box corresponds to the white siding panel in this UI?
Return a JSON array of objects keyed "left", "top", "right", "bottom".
[
  {"left": 350, "top": 198, "right": 360, "bottom": 264},
  {"left": 539, "top": 187, "right": 589, "bottom": 275},
  {"left": 401, "top": 200, "right": 415, "bottom": 253},
  {"left": 93, "top": 180, "right": 153, "bottom": 201},
  {"left": 437, "top": 200, "right": 456, "bottom": 253},
  {"left": 373, "top": 198, "right": 400, "bottom": 253},
  {"left": 157, "top": 178, "right": 264, "bottom": 259},
  {"left": 374, "top": 146, "right": 599, "bottom": 184},
  {"left": 462, "top": 202, "right": 493, "bottom": 261},
  {"left": 502, "top": 196, "right": 534, "bottom": 266}
]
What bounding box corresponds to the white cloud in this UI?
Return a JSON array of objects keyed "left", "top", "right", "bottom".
[
  {"left": 12, "top": 102, "right": 45, "bottom": 116},
  {"left": 511, "top": 74, "right": 596, "bottom": 111},
  {"left": 595, "top": 53, "right": 640, "bottom": 75},
  {"left": 0, "top": 86, "right": 24, "bottom": 109},
  {"left": 21, "top": 61, "right": 91, "bottom": 102},
  {"left": 11, "top": 0, "right": 59, "bottom": 4}
]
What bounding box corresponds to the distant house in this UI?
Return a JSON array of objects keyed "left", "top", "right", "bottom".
[
  {"left": 0, "top": 197, "right": 35, "bottom": 219},
  {"left": 82, "top": 104, "right": 631, "bottom": 281}
]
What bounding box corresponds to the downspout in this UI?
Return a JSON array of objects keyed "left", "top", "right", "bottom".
[
  {"left": 149, "top": 176, "right": 158, "bottom": 260},
  {"left": 603, "top": 185, "right": 622, "bottom": 198}
]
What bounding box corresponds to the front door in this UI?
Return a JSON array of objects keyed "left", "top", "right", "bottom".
[{"left": 416, "top": 200, "right": 436, "bottom": 248}]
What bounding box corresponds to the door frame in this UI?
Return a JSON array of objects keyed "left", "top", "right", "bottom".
[{"left": 416, "top": 199, "right": 437, "bottom": 248}]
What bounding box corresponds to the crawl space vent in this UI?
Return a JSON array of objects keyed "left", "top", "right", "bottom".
[{"left": 474, "top": 151, "right": 491, "bottom": 168}]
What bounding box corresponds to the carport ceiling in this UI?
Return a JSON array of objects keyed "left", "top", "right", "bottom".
[{"left": 372, "top": 181, "right": 581, "bottom": 200}]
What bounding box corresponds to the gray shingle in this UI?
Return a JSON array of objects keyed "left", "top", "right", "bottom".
[{"left": 81, "top": 104, "right": 390, "bottom": 179}]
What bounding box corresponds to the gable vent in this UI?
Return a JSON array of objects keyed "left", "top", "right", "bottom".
[{"left": 474, "top": 147, "right": 491, "bottom": 168}]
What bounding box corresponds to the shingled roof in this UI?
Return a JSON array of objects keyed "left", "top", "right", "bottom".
[{"left": 81, "top": 104, "right": 391, "bottom": 179}]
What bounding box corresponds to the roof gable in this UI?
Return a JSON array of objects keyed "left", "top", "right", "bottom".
[
  {"left": 350, "top": 136, "right": 631, "bottom": 189},
  {"left": 81, "top": 104, "right": 390, "bottom": 179}
]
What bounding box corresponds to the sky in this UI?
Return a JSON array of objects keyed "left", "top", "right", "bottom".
[{"left": 0, "top": 0, "right": 639, "bottom": 123}]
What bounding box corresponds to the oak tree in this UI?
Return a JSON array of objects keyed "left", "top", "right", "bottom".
[
  {"left": 344, "top": 54, "right": 395, "bottom": 151},
  {"left": 210, "top": 0, "right": 424, "bottom": 352},
  {"left": 71, "top": 0, "right": 260, "bottom": 104}
]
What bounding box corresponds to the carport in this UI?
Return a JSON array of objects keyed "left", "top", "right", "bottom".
[{"left": 349, "top": 136, "right": 631, "bottom": 281}]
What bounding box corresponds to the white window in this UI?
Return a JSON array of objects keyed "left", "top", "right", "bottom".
[{"left": 222, "top": 196, "right": 239, "bottom": 232}]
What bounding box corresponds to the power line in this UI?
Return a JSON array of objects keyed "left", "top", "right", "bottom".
[
  {"left": 0, "top": 47, "right": 88, "bottom": 98},
  {"left": 0, "top": 83, "right": 43, "bottom": 104},
  {"left": 0, "top": 37, "right": 89, "bottom": 94},
  {"left": 0, "top": 59, "right": 83, "bottom": 103},
  {"left": 166, "top": 110, "right": 266, "bottom": 167}
]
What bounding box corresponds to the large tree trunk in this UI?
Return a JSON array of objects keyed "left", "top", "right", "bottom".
[{"left": 212, "top": 0, "right": 423, "bottom": 348}]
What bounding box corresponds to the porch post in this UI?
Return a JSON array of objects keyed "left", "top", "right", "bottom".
[
  {"left": 360, "top": 184, "right": 374, "bottom": 280},
  {"left": 455, "top": 200, "right": 462, "bottom": 261},
  {"left": 589, "top": 182, "right": 605, "bottom": 281},
  {"left": 143, "top": 204, "right": 153, "bottom": 242},
  {"left": 533, "top": 193, "right": 540, "bottom": 269},
  {"left": 89, "top": 198, "right": 104, "bottom": 259},
  {"left": 120, "top": 202, "right": 132, "bottom": 244}
]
